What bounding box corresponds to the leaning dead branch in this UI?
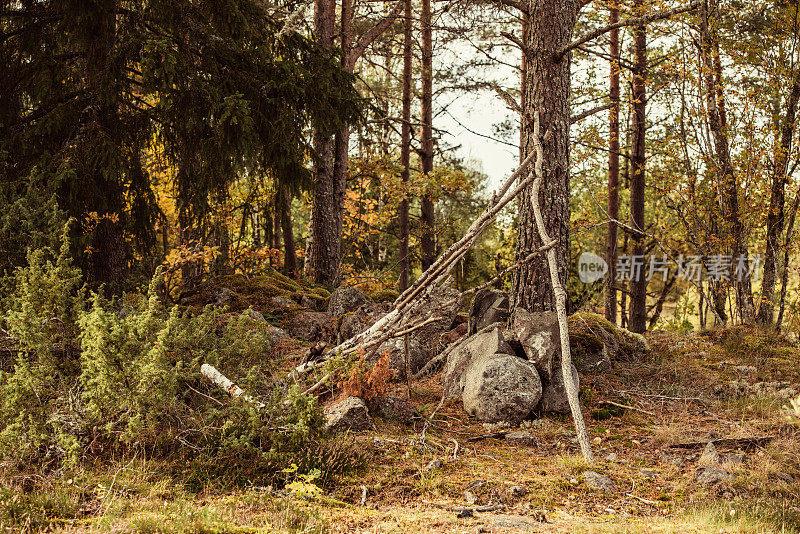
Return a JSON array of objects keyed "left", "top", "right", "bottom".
[
  {"left": 291, "top": 150, "right": 539, "bottom": 376},
  {"left": 529, "top": 111, "right": 593, "bottom": 462},
  {"left": 201, "top": 363, "right": 265, "bottom": 409}
]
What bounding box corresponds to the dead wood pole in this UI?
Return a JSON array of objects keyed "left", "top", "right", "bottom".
[{"left": 529, "top": 111, "right": 593, "bottom": 462}]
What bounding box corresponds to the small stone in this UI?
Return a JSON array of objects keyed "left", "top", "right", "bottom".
[
  {"left": 464, "top": 490, "right": 477, "bottom": 505},
  {"left": 604, "top": 453, "right": 619, "bottom": 462},
  {"left": 695, "top": 466, "right": 732, "bottom": 485},
  {"left": 699, "top": 442, "right": 720, "bottom": 466},
  {"left": 723, "top": 453, "right": 745, "bottom": 466},
  {"left": 777, "top": 472, "right": 795, "bottom": 483},
  {"left": 425, "top": 458, "right": 443, "bottom": 471},
  {"left": 269, "top": 296, "right": 296, "bottom": 308},
  {"left": 456, "top": 509, "right": 473, "bottom": 519},
  {"left": 584, "top": 471, "right": 615, "bottom": 492},
  {"left": 508, "top": 485, "right": 528, "bottom": 499},
  {"left": 592, "top": 437, "right": 602, "bottom": 445},
  {"left": 660, "top": 453, "right": 686, "bottom": 468},
  {"left": 504, "top": 430, "right": 537, "bottom": 447}
]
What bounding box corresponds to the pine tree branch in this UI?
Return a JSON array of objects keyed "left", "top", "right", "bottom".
[
  {"left": 346, "top": 0, "right": 405, "bottom": 70},
  {"left": 555, "top": 1, "right": 700, "bottom": 59},
  {"left": 485, "top": 0, "right": 529, "bottom": 15}
]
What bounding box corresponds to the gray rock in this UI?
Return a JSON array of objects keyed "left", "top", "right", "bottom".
[
  {"left": 699, "top": 442, "right": 720, "bottom": 466},
  {"left": 695, "top": 466, "right": 732, "bottom": 484},
  {"left": 505, "top": 430, "right": 537, "bottom": 447},
  {"left": 442, "top": 327, "right": 514, "bottom": 399},
  {"left": 425, "top": 458, "right": 443, "bottom": 471},
  {"left": 584, "top": 471, "right": 615, "bottom": 492},
  {"left": 722, "top": 453, "right": 745, "bottom": 466},
  {"left": 376, "top": 336, "right": 428, "bottom": 380},
  {"left": 327, "top": 286, "right": 371, "bottom": 317},
  {"left": 512, "top": 309, "right": 559, "bottom": 381},
  {"left": 338, "top": 313, "right": 369, "bottom": 343},
  {"left": 284, "top": 311, "right": 335, "bottom": 343},
  {"left": 777, "top": 471, "right": 795, "bottom": 483},
  {"left": 369, "top": 395, "right": 416, "bottom": 424},
  {"left": 266, "top": 325, "right": 290, "bottom": 341},
  {"left": 409, "top": 286, "right": 461, "bottom": 357},
  {"left": 215, "top": 287, "right": 235, "bottom": 306},
  {"left": 660, "top": 453, "right": 686, "bottom": 468},
  {"left": 245, "top": 309, "right": 266, "bottom": 322},
  {"left": 508, "top": 485, "right": 528, "bottom": 499},
  {"left": 462, "top": 354, "right": 542, "bottom": 424},
  {"left": 605, "top": 453, "right": 619, "bottom": 462},
  {"left": 324, "top": 396, "right": 372, "bottom": 433},
  {"left": 269, "top": 296, "right": 296, "bottom": 308},
  {"left": 537, "top": 364, "right": 579, "bottom": 414},
  {"left": 468, "top": 288, "right": 510, "bottom": 334}
]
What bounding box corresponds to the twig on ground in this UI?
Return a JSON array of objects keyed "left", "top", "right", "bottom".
[{"left": 599, "top": 400, "right": 655, "bottom": 416}]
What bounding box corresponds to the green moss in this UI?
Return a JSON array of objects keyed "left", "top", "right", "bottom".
[{"left": 568, "top": 312, "right": 651, "bottom": 363}]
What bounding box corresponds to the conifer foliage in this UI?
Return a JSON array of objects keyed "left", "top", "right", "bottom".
[{"left": 0, "top": 0, "right": 361, "bottom": 290}]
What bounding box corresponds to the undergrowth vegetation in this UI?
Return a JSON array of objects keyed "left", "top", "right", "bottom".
[{"left": 0, "top": 226, "right": 364, "bottom": 493}]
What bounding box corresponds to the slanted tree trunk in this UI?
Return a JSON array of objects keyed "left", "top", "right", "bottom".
[
  {"left": 605, "top": 3, "right": 620, "bottom": 324},
  {"left": 777, "top": 193, "right": 800, "bottom": 328},
  {"left": 628, "top": 0, "right": 647, "bottom": 334},
  {"left": 420, "top": 0, "right": 436, "bottom": 270},
  {"left": 512, "top": 0, "right": 579, "bottom": 313},
  {"left": 758, "top": 71, "right": 800, "bottom": 324},
  {"left": 399, "top": 0, "right": 413, "bottom": 292}
]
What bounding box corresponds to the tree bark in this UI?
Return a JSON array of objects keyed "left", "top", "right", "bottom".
[
  {"left": 605, "top": 3, "right": 620, "bottom": 325},
  {"left": 627, "top": 0, "right": 647, "bottom": 334},
  {"left": 420, "top": 0, "right": 436, "bottom": 270},
  {"left": 399, "top": 0, "right": 413, "bottom": 292},
  {"left": 310, "top": 0, "right": 337, "bottom": 285},
  {"left": 512, "top": 0, "right": 579, "bottom": 313},
  {"left": 699, "top": 0, "right": 754, "bottom": 323},
  {"left": 280, "top": 185, "right": 298, "bottom": 278},
  {"left": 777, "top": 193, "right": 800, "bottom": 328},
  {"left": 758, "top": 71, "right": 800, "bottom": 324}
]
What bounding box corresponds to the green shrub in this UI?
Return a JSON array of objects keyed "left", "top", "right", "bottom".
[{"left": 0, "top": 227, "right": 354, "bottom": 488}]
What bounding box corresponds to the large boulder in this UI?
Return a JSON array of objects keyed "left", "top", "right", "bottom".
[
  {"left": 468, "top": 288, "right": 510, "bottom": 334},
  {"left": 442, "top": 327, "right": 514, "bottom": 399},
  {"left": 511, "top": 309, "right": 560, "bottom": 381},
  {"left": 461, "top": 353, "right": 542, "bottom": 424},
  {"left": 376, "top": 336, "right": 428, "bottom": 380},
  {"left": 284, "top": 311, "right": 335, "bottom": 343},
  {"left": 328, "top": 286, "right": 372, "bottom": 317},
  {"left": 324, "top": 396, "right": 372, "bottom": 433},
  {"left": 537, "top": 364, "right": 579, "bottom": 414}
]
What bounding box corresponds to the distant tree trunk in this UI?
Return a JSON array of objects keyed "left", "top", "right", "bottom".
[
  {"left": 605, "top": 4, "right": 620, "bottom": 325},
  {"left": 777, "top": 194, "right": 800, "bottom": 328},
  {"left": 310, "top": 0, "right": 338, "bottom": 285},
  {"left": 420, "top": 0, "right": 436, "bottom": 270},
  {"left": 699, "top": 0, "right": 754, "bottom": 323},
  {"left": 280, "top": 186, "right": 298, "bottom": 278},
  {"left": 399, "top": 0, "right": 412, "bottom": 292},
  {"left": 512, "top": 0, "right": 579, "bottom": 312},
  {"left": 758, "top": 71, "right": 800, "bottom": 324},
  {"left": 627, "top": 0, "right": 647, "bottom": 334}
]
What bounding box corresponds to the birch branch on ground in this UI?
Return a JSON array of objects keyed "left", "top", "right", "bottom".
[
  {"left": 529, "top": 111, "right": 593, "bottom": 462},
  {"left": 201, "top": 363, "right": 265, "bottom": 409}
]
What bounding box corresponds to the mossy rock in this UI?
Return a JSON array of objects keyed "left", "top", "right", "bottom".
[
  {"left": 368, "top": 288, "right": 399, "bottom": 303},
  {"left": 182, "top": 269, "right": 331, "bottom": 312},
  {"left": 568, "top": 312, "right": 650, "bottom": 371}
]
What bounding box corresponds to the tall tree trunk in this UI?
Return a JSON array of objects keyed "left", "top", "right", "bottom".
[
  {"left": 628, "top": 0, "right": 647, "bottom": 334},
  {"left": 83, "top": 1, "right": 127, "bottom": 291},
  {"left": 310, "top": 0, "right": 338, "bottom": 285},
  {"left": 420, "top": 0, "right": 436, "bottom": 270},
  {"left": 758, "top": 71, "right": 800, "bottom": 324},
  {"left": 512, "top": 0, "right": 579, "bottom": 312},
  {"left": 605, "top": 4, "right": 620, "bottom": 324},
  {"left": 399, "top": 0, "right": 412, "bottom": 292},
  {"left": 699, "top": 0, "right": 754, "bottom": 322},
  {"left": 280, "top": 186, "right": 298, "bottom": 278},
  {"left": 777, "top": 193, "right": 800, "bottom": 328}
]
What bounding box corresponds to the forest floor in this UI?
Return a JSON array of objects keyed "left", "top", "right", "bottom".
[{"left": 4, "top": 318, "right": 800, "bottom": 533}]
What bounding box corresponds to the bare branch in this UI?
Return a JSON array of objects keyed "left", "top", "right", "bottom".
[
  {"left": 346, "top": 0, "right": 405, "bottom": 70},
  {"left": 555, "top": 1, "right": 700, "bottom": 59},
  {"left": 570, "top": 102, "right": 613, "bottom": 124}
]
